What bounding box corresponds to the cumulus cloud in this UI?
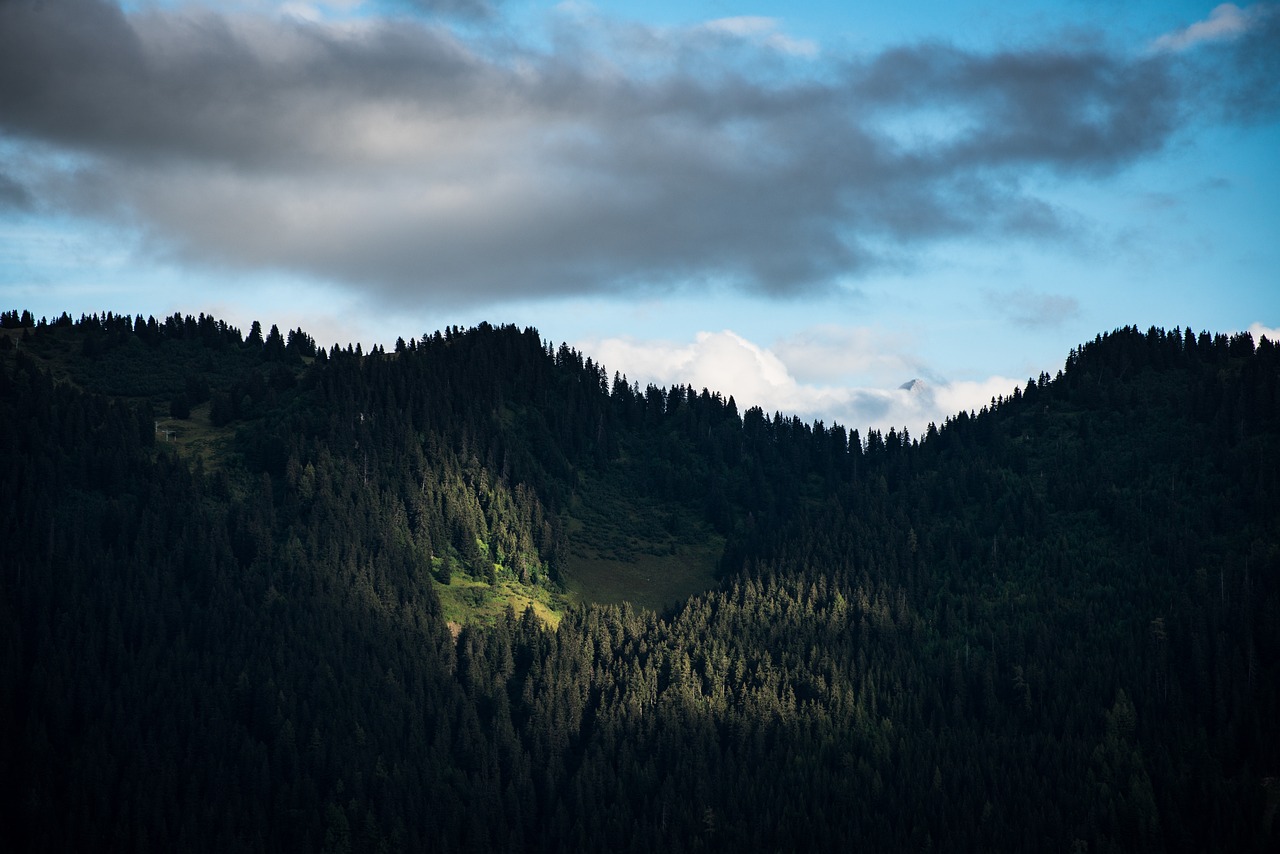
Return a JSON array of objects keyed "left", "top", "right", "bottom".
[
  {"left": 587, "top": 331, "right": 797, "bottom": 406},
  {"left": 581, "top": 328, "right": 1021, "bottom": 438},
  {"left": 1248, "top": 322, "right": 1280, "bottom": 343},
  {"left": 0, "top": 0, "right": 1264, "bottom": 308}
]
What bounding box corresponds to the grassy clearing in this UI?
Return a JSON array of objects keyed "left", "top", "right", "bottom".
[
  {"left": 556, "top": 468, "right": 726, "bottom": 613},
  {"left": 561, "top": 535, "right": 723, "bottom": 614},
  {"left": 154, "top": 401, "right": 238, "bottom": 470},
  {"left": 433, "top": 569, "right": 567, "bottom": 629}
]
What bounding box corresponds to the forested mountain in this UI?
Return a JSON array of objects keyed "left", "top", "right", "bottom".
[{"left": 2, "top": 311, "right": 1277, "bottom": 852}]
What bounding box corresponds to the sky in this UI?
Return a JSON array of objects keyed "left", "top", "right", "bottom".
[{"left": 1, "top": 0, "right": 1277, "bottom": 436}]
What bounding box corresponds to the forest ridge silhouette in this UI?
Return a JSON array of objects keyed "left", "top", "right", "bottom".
[{"left": 1, "top": 311, "right": 1277, "bottom": 852}]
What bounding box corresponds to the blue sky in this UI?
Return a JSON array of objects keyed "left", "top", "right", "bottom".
[{"left": 1, "top": 0, "right": 1277, "bottom": 435}]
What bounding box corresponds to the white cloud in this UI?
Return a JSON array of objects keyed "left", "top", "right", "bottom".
[
  {"left": 1150, "top": 3, "right": 1271, "bottom": 53},
  {"left": 771, "top": 325, "right": 925, "bottom": 385},
  {"left": 584, "top": 330, "right": 794, "bottom": 405},
  {"left": 580, "top": 328, "right": 1022, "bottom": 439},
  {"left": 930, "top": 376, "right": 1026, "bottom": 421},
  {"left": 1248, "top": 321, "right": 1280, "bottom": 343},
  {"left": 699, "top": 16, "right": 775, "bottom": 37}
]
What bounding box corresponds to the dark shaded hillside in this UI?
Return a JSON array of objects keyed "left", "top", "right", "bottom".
[{"left": 1, "top": 313, "right": 1277, "bottom": 852}]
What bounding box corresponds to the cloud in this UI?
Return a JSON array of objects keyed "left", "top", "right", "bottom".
[
  {"left": 1150, "top": 3, "right": 1269, "bottom": 53},
  {"left": 584, "top": 331, "right": 794, "bottom": 405},
  {"left": 1215, "top": 5, "right": 1280, "bottom": 123},
  {"left": 284, "top": 0, "right": 503, "bottom": 21},
  {"left": 985, "top": 288, "right": 1081, "bottom": 329},
  {"left": 580, "top": 328, "right": 1021, "bottom": 437},
  {"left": 391, "top": 0, "right": 504, "bottom": 20},
  {"left": 696, "top": 16, "right": 819, "bottom": 57},
  {"left": 0, "top": 0, "right": 1256, "bottom": 308},
  {"left": 1148, "top": 4, "right": 1280, "bottom": 124},
  {"left": 1248, "top": 322, "right": 1280, "bottom": 343},
  {"left": 0, "top": 171, "right": 32, "bottom": 211},
  {"left": 770, "top": 325, "right": 929, "bottom": 385}
]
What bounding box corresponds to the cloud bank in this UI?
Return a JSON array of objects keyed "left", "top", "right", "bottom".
[
  {"left": 0, "top": 1, "right": 1274, "bottom": 307},
  {"left": 581, "top": 328, "right": 1023, "bottom": 438}
]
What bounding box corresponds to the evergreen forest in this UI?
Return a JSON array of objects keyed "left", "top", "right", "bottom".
[{"left": 2, "top": 309, "right": 1278, "bottom": 852}]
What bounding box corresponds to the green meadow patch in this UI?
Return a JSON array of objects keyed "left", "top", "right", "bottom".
[
  {"left": 433, "top": 564, "right": 567, "bottom": 629},
  {"left": 559, "top": 472, "right": 725, "bottom": 613},
  {"left": 560, "top": 535, "right": 724, "bottom": 614}
]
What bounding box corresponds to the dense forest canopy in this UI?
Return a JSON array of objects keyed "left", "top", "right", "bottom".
[{"left": 1, "top": 310, "right": 1277, "bottom": 852}]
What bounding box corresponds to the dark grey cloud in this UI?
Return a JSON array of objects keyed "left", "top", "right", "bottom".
[
  {"left": 391, "top": 0, "right": 502, "bottom": 21},
  {"left": 1147, "top": 3, "right": 1280, "bottom": 125},
  {"left": 0, "top": 0, "right": 1261, "bottom": 307},
  {"left": 849, "top": 43, "right": 1175, "bottom": 169},
  {"left": 0, "top": 171, "right": 32, "bottom": 210},
  {"left": 1213, "top": 9, "right": 1280, "bottom": 124}
]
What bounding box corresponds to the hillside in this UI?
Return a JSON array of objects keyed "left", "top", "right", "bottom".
[{"left": 1, "top": 312, "right": 1278, "bottom": 852}]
